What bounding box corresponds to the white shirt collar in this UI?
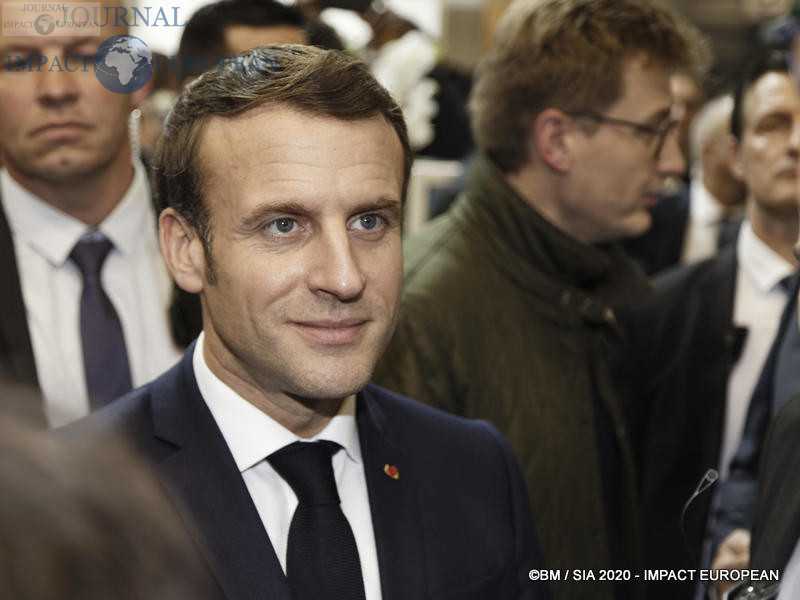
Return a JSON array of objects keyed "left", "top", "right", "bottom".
[
  {"left": 737, "top": 219, "right": 795, "bottom": 295},
  {"left": 192, "top": 332, "right": 362, "bottom": 473},
  {"left": 689, "top": 176, "right": 725, "bottom": 225},
  {"left": 1, "top": 160, "right": 153, "bottom": 265}
]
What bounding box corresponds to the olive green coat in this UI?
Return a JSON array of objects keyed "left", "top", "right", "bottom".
[{"left": 375, "top": 157, "right": 650, "bottom": 600}]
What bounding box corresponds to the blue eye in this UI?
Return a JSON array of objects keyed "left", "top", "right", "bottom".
[
  {"left": 266, "top": 218, "right": 297, "bottom": 234},
  {"left": 355, "top": 214, "right": 381, "bottom": 230}
]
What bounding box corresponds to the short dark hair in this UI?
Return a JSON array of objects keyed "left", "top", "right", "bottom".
[
  {"left": 470, "top": 0, "right": 705, "bottom": 173},
  {"left": 177, "top": 0, "right": 341, "bottom": 85},
  {"left": 154, "top": 44, "right": 412, "bottom": 279},
  {"left": 731, "top": 50, "right": 791, "bottom": 140}
]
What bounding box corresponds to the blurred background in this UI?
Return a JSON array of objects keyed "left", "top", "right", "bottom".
[{"left": 130, "top": 0, "right": 800, "bottom": 232}]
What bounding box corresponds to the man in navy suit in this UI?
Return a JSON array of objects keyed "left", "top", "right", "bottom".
[{"left": 61, "top": 45, "right": 546, "bottom": 600}]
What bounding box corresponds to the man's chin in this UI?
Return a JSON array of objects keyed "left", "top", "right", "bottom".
[{"left": 287, "top": 368, "right": 373, "bottom": 404}]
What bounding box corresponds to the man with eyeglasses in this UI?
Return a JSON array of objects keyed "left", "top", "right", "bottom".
[
  {"left": 617, "top": 50, "right": 800, "bottom": 600},
  {"left": 373, "top": 1, "right": 698, "bottom": 599}
]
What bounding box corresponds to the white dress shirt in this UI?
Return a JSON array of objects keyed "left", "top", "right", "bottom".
[
  {"left": 721, "top": 221, "right": 795, "bottom": 479},
  {"left": 192, "top": 333, "right": 382, "bottom": 600},
  {"left": 681, "top": 177, "right": 727, "bottom": 265},
  {"left": 1, "top": 162, "right": 183, "bottom": 427}
]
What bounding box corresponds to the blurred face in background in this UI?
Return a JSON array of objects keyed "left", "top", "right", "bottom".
[
  {"left": 0, "top": 1, "right": 145, "bottom": 186},
  {"left": 732, "top": 71, "right": 800, "bottom": 217},
  {"left": 670, "top": 71, "right": 705, "bottom": 165}
]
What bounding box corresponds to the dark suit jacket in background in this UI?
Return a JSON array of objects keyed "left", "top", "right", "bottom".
[
  {"left": 750, "top": 393, "right": 800, "bottom": 573},
  {"left": 0, "top": 192, "right": 202, "bottom": 423},
  {"left": 615, "top": 245, "right": 741, "bottom": 600},
  {"left": 59, "top": 346, "right": 548, "bottom": 600},
  {"left": 621, "top": 183, "right": 690, "bottom": 277},
  {"left": 712, "top": 280, "right": 800, "bottom": 551}
]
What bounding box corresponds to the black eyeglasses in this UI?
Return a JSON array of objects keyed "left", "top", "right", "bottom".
[{"left": 566, "top": 111, "right": 678, "bottom": 158}]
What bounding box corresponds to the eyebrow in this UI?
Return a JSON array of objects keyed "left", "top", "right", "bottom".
[
  {"left": 1, "top": 37, "right": 97, "bottom": 54},
  {"left": 238, "top": 197, "right": 402, "bottom": 234},
  {"left": 648, "top": 107, "right": 673, "bottom": 124}
]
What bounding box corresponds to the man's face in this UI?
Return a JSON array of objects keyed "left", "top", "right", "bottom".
[
  {"left": 733, "top": 72, "right": 800, "bottom": 215},
  {"left": 194, "top": 106, "right": 404, "bottom": 403},
  {"left": 0, "top": 31, "right": 140, "bottom": 184},
  {"left": 564, "top": 55, "right": 685, "bottom": 244},
  {"left": 670, "top": 72, "right": 704, "bottom": 161}
]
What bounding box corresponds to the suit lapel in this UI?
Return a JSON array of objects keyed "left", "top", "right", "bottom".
[
  {"left": 0, "top": 193, "right": 38, "bottom": 387},
  {"left": 151, "top": 349, "right": 291, "bottom": 600},
  {"left": 357, "top": 386, "right": 427, "bottom": 600},
  {"left": 704, "top": 246, "right": 743, "bottom": 369}
]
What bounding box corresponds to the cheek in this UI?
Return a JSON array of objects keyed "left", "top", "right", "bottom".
[{"left": 367, "top": 246, "right": 403, "bottom": 305}]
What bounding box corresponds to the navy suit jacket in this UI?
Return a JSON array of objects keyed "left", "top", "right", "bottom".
[
  {"left": 750, "top": 393, "right": 800, "bottom": 573},
  {"left": 60, "top": 346, "right": 548, "bottom": 600},
  {"left": 712, "top": 274, "right": 800, "bottom": 550}
]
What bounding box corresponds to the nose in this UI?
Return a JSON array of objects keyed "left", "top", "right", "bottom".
[
  {"left": 35, "top": 56, "right": 79, "bottom": 108},
  {"left": 307, "top": 229, "right": 367, "bottom": 301},
  {"left": 656, "top": 125, "right": 686, "bottom": 177}
]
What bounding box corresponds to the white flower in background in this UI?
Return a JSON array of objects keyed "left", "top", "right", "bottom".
[
  {"left": 319, "top": 8, "right": 373, "bottom": 53},
  {"left": 370, "top": 30, "right": 439, "bottom": 149}
]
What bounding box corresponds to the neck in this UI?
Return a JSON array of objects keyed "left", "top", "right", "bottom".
[
  {"left": 702, "top": 169, "right": 746, "bottom": 211},
  {"left": 5, "top": 147, "right": 135, "bottom": 227},
  {"left": 748, "top": 200, "right": 799, "bottom": 265},
  {"left": 506, "top": 165, "right": 592, "bottom": 244}
]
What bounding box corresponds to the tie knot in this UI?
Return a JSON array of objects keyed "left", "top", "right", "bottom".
[
  {"left": 268, "top": 441, "right": 341, "bottom": 507},
  {"left": 70, "top": 233, "right": 113, "bottom": 280}
]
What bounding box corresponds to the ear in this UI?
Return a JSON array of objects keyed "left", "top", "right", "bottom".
[
  {"left": 159, "top": 207, "right": 207, "bottom": 294},
  {"left": 532, "top": 108, "right": 572, "bottom": 173},
  {"left": 729, "top": 136, "right": 745, "bottom": 182}
]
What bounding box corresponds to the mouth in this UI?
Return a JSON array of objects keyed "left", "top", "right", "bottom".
[
  {"left": 288, "top": 319, "right": 370, "bottom": 345},
  {"left": 31, "top": 121, "right": 91, "bottom": 139},
  {"left": 641, "top": 192, "right": 660, "bottom": 208}
]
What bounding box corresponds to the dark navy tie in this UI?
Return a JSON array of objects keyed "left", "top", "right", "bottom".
[
  {"left": 268, "top": 441, "right": 367, "bottom": 600},
  {"left": 70, "top": 232, "right": 132, "bottom": 410}
]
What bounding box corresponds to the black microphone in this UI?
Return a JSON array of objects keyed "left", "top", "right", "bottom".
[{"left": 680, "top": 468, "right": 720, "bottom": 564}]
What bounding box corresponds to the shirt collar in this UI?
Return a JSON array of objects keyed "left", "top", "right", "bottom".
[
  {"left": 101, "top": 160, "right": 155, "bottom": 258},
  {"left": 192, "top": 333, "right": 362, "bottom": 473},
  {"left": 737, "top": 220, "right": 796, "bottom": 295},
  {"left": 1, "top": 160, "right": 153, "bottom": 266},
  {"left": 689, "top": 177, "right": 725, "bottom": 225}
]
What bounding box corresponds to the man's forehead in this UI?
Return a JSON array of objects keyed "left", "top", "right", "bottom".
[
  {"left": 194, "top": 104, "right": 403, "bottom": 196},
  {"left": 199, "top": 103, "right": 398, "bottom": 152},
  {"left": 0, "top": 0, "right": 128, "bottom": 44},
  {"left": 743, "top": 71, "right": 796, "bottom": 122},
  {"left": 610, "top": 55, "right": 672, "bottom": 119}
]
